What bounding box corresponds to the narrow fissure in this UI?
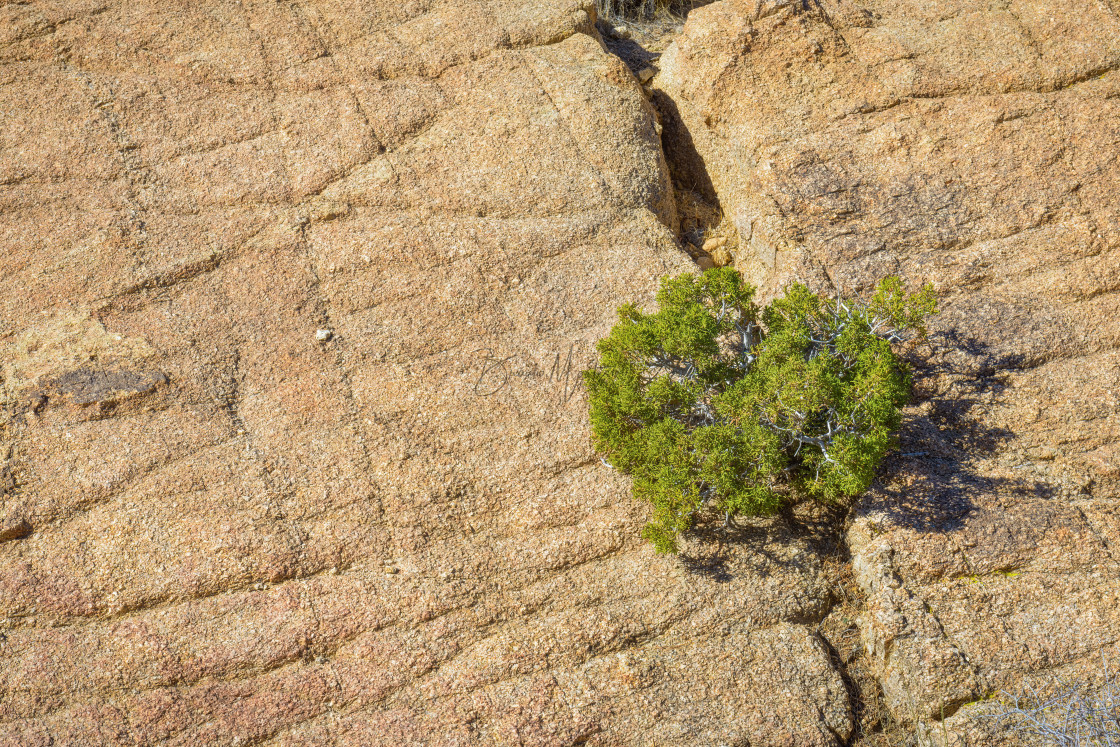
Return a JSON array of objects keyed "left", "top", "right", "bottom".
[
  {"left": 815, "top": 535, "right": 919, "bottom": 747},
  {"left": 596, "top": 14, "right": 739, "bottom": 272},
  {"left": 597, "top": 14, "right": 921, "bottom": 745}
]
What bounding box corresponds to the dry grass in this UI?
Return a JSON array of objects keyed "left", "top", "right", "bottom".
[
  {"left": 676, "top": 188, "right": 739, "bottom": 268},
  {"left": 595, "top": 0, "right": 705, "bottom": 22}
]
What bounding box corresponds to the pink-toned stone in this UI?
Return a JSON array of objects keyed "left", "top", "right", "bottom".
[
  {"left": 656, "top": 0, "right": 1120, "bottom": 737},
  {"left": 0, "top": 1, "right": 851, "bottom": 744}
]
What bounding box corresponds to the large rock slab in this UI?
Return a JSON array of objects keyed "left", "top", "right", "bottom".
[
  {"left": 656, "top": 0, "right": 1120, "bottom": 738},
  {"left": 0, "top": 1, "right": 852, "bottom": 744}
]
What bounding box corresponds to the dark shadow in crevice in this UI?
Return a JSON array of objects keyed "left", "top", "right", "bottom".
[
  {"left": 649, "top": 89, "right": 717, "bottom": 203},
  {"left": 652, "top": 89, "right": 734, "bottom": 260},
  {"left": 598, "top": 26, "right": 660, "bottom": 72},
  {"left": 594, "top": 16, "right": 718, "bottom": 203},
  {"left": 597, "top": 16, "right": 729, "bottom": 261},
  {"left": 816, "top": 631, "right": 865, "bottom": 746}
]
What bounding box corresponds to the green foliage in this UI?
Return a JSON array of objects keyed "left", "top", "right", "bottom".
[{"left": 584, "top": 267, "right": 937, "bottom": 553}]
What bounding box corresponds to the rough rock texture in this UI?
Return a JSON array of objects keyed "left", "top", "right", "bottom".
[
  {"left": 0, "top": 1, "right": 855, "bottom": 745},
  {"left": 656, "top": 0, "right": 1120, "bottom": 739}
]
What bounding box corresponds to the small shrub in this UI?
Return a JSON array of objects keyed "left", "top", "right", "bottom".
[
  {"left": 986, "top": 662, "right": 1120, "bottom": 746},
  {"left": 583, "top": 268, "right": 936, "bottom": 553}
]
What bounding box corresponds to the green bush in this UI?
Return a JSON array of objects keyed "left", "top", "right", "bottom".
[{"left": 583, "top": 268, "right": 936, "bottom": 553}]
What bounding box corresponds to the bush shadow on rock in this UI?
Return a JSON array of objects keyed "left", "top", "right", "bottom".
[
  {"left": 678, "top": 502, "right": 848, "bottom": 585},
  {"left": 676, "top": 327, "right": 1054, "bottom": 580},
  {"left": 864, "top": 329, "right": 1052, "bottom": 535}
]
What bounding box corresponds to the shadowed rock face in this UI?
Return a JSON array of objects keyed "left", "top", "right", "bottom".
[
  {"left": 656, "top": 0, "right": 1120, "bottom": 740},
  {"left": 0, "top": 1, "right": 854, "bottom": 745}
]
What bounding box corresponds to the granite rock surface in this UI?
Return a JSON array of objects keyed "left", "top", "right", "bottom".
[
  {"left": 655, "top": 0, "right": 1120, "bottom": 739},
  {"left": 0, "top": 1, "right": 853, "bottom": 745}
]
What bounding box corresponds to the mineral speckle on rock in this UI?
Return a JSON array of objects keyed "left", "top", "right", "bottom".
[
  {"left": 0, "top": 1, "right": 852, "bottom": 745},
  {"left": 5, "top": 0, "right": 1117, "bottom": 742},
  {"left": 656, "top": 0, "right": 1120, "bottom": 739}
]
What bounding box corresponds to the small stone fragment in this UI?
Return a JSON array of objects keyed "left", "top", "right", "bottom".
[
  {"left": 0, "top": 519, "right": 32, "bottom": 543},
  {"left": 701, "top": 236, "right": 727, "bottom": 252},
  {"left": 638, "top": 67, "right": 656, "bottom": 84},
  {"left": 710, "top": 247, "right": 733, "bottom": 267},
  {"left": 315, "top": 328, "right": 333, "bottom": 341}
]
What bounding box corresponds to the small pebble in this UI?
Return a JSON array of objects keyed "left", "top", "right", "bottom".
[
  {"left": 711, "top": 247, "right": 733, "bottom": 267},
  {"left": 315, "top": 328, "right": 333, "bottom": 341},
  {"left": 638, "top": 67, "right": 656, "bottom": 84},
  {"left": 702, "top": 236, "right": 727, "bottom": 252}
]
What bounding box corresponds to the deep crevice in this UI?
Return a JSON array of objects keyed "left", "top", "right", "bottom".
[
  {"left": 597, "top": 19, "right": 983, "bottom": 743},
  {"left": 599, "top": 20, "right": 738, "bottom": 271}
]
